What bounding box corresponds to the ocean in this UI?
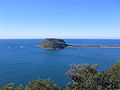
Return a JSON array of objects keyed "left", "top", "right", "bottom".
[{"left": 0, "top": 39, "right": 120, "bottom": 87}]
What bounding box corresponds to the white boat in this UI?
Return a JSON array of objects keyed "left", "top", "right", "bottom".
[{"left": 21, "top": 46, "right": 25, "bottom": 48}]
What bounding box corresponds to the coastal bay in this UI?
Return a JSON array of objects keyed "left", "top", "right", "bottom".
[{"left": 0, "top": 39, "right": 120, "bottom": 87}]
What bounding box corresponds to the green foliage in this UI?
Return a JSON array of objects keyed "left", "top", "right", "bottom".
[
  {"left": 109, "top": 62, "right": 120, "bottom": 81},
  {"left": 0, "top": 83, "right": 23, "bottom": 90},
  {"left": 65, "top": 64, "right": 98, "bottom": 90},
  {"left": 25, "top": 79, "right": 58, "bottom": 90},
  {"left": 108, "top": 62, "right": 120, "bottom": 89},
  {"left": 0, "top": 62, "right": 120, "bottom": 90},
  {"left": 15, "top": 84, "right": 24, "bottom": 90},
  {"left": 0, "top": 83, "right": 14, "bottom": 90},
  {"left": 65, "top": 62, "right": 120, "bottom": 90},
  {"left": 66, "top": 64, "right": 98, "bottom": 84}
]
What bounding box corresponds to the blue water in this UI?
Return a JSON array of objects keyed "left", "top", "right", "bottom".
[{"left": 0, "top": 39, "right": 120, "bottom": 87}]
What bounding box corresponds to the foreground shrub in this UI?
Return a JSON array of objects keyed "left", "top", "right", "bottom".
[
  {"left": 107, "top": 62, "right": 120, "bottom": 89},
  {"left": 25, "top": 79, "right": 58, "bottom": 90},
  {"left": 65, "top": 62, "right": 120, "bottom": 90},
  {"left": 0, "top": 83, "right": 23, "bottom": 90},
  {"left": 65, "top": 64, "right": 98, "bottom": 90}
]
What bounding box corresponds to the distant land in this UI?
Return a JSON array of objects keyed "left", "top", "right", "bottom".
[{"left": 36, "top": 38, "right": 120, "bottom": 49}]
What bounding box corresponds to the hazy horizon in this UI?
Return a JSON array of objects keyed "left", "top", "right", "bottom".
[{"left": 0, "top": 37, "right": 120, "bottom": 39}]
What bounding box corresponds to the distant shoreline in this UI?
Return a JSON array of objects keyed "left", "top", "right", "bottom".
[
  {"left": 1, "top": 38, "right": 120, "bottom": 40},
  {"left": 67, "top": 45, "right": 120, "bottom": 48},
  {"left": 36, "top": 44, "right": 120, "bottom": 48}
]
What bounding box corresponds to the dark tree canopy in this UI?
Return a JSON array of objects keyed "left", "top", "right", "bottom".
[{"left": 65, "top": 62, "right": 120, "bottom": 90}]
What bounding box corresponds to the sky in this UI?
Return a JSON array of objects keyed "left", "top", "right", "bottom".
[{"left": 0, "top": 0, "right": 120, "bottom": 39}]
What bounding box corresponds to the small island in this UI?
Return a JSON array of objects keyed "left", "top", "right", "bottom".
[
  {"left": 37, "top": 38, "right": 68, "bottom": 49},
  {"left": 37, "top": 38, "right": 120, "bottom": 49}
]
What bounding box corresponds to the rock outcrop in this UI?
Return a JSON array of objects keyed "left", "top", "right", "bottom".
[{"left": 38, "top": 38, "right": 68, "bottom": 49}]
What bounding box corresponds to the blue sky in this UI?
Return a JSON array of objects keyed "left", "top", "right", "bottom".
[{"left": 0, "top": 0, "right": 120, "bottom": 39}]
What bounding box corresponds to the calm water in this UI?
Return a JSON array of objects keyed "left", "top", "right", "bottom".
[{"left": 0, "top": 39, "right": 120, "bottom": 87}]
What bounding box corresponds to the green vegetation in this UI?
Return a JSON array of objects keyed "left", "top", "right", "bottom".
[
  {"left": 64, "top": 62, "right": 120, "bottom": 90},
  {"left": 25, "top": 79, "right": 58, "bottom": 90},
  {"left": 0, "top": 83, "right": 24, "bottom": 90},
  {"left": 0, "top": 62, "right": 120, "bottom": 90}
]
